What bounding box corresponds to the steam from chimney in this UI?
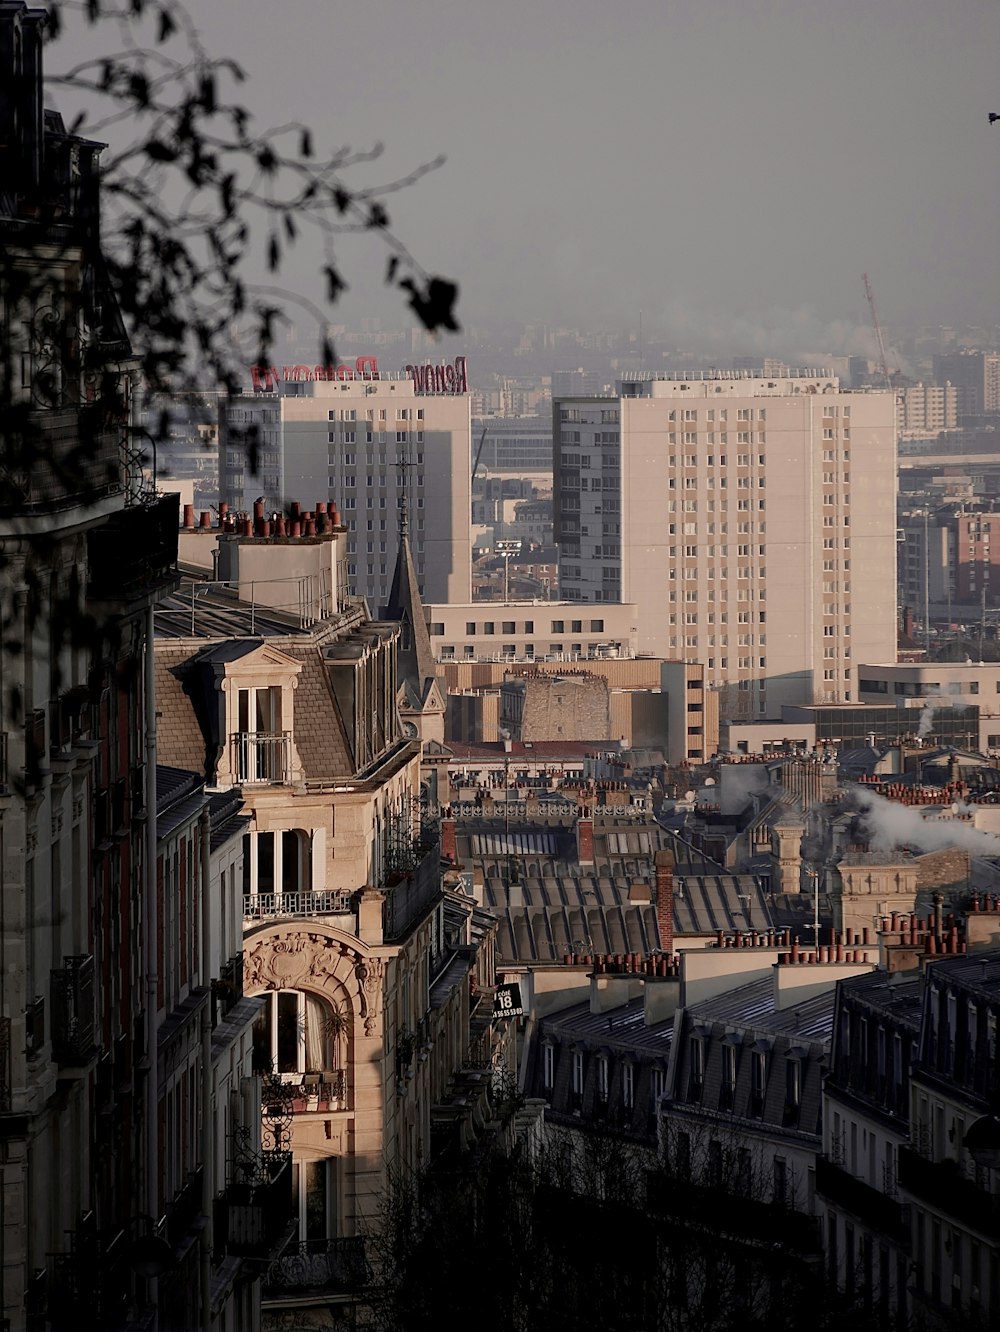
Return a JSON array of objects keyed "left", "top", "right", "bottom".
[
  {"left": 916, "top": 686, "right": 941, "bottom": 740},
  {"left": 850, "top": 785, "right": 1000, "bottom": 856}
]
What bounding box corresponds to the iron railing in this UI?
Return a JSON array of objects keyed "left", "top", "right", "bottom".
[
  {"left": 282, "top": 1069, "right": 348, "bottom": 1111},
  {"left": 383, "top": 837, "right": 441, "bottom": 941},
  {"left": 50, "top": 954, "right": 96, "bottom": 1065},
  {"left": 215, "top": 1153, "right": 294, "bottom": 1259},
  {"left": 243, "top": 889, "right": 353, "bottom": 922},
  {"left": 262, "top": 1236, "right": 370, "bottom": 1296},
  {"left": 233, "top": 731, "right": 290, "bottom": 784}
]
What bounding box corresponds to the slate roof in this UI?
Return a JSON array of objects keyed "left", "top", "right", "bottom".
[
  {"left": 457, "top": 814, "right": 773, "bottom": 963},
  {"left": 686, "top": 976, "right": 837, "bottom": 1045},
  {"left": 155, "top": 634, "right": 358, "bottom": 784},
  {"left": 539, "top": 997, "right": 674, "bottom": 1057},
  {"left": 667, "top": 977, "right": 835, "bottom": 1141}
]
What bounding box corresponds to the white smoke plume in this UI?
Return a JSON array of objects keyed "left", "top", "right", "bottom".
[
  {"left": 917, "top": 686, "right": 941, "bottom": 740},
  {"left": 849, "top": 785, "right": 1000, "bottom": 858}
]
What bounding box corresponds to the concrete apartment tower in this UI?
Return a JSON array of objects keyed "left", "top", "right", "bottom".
[
  {"left": 552, "top": 371, "right": 897, "bottom": 715},
  {"left": 220, "top": 357, "right": 472, "bottom": 608}
]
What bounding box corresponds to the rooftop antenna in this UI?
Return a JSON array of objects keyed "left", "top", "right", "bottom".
[{"left": 396, "top": 449, "right": 411, "bottom": 540}]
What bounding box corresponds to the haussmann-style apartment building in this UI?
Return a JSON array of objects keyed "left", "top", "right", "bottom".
[{"left": 552, "top": 371, "right": 898, "bottom": 716}]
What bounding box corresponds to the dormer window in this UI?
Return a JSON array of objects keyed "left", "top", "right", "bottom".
[
  {"left": 213, "top": 643, "right": 303, "bottom": 789},
  {"left": 236, "top": 685, "right": 287, "bottom": 782}
]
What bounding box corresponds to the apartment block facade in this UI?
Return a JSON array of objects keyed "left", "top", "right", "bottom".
[
  {"left": 220, "top": 364, "right": 472, "bottom": 607},
  {"left": 553, "top": 372, "right": 897, "bottom": 713}
]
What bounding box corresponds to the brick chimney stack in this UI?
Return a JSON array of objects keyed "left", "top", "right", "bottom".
[
  {"left": 440, "top": 816, "right": 457, "bottom": 863},
  {"left": 577, "top": 809, "right": 594, "bottom": 866},
  {"left": 655, "top": 849, "right": 675, "bottom": 955}
]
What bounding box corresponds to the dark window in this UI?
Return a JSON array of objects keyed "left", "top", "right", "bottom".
[{"left": 687, "top": 1037, "right": 705, "bottom": 1101}]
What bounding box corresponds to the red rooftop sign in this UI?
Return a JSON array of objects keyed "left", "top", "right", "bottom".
[
  {"left": 251, "top": 355, "right": 380, "bottom": 391},
  {"left": 249, "top": 352, "right": 469, "bottom": 395},
  {"left": 404, "top": 355, "right": 468, "bottom": 395}
]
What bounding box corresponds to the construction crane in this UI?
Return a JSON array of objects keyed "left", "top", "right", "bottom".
[{"left": 862, "top": 272, "right": 892, "bottom": 390}]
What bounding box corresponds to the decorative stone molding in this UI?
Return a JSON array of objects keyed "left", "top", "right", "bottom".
[
  {"left": 243, "top": 928, "right": 385, "bottom": 1036},
  {"left": 354, "top": 956, "right": 385, "bottom": 1036}
]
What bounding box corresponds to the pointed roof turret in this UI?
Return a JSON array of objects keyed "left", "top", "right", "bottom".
[{"left": 383, "top": 527, "right": 437, "bottom": 709}]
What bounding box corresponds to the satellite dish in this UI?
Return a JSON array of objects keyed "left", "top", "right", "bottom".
[
  {"left": 704, "top": 777, "right": 716, "bottom": 786},
  {"left": 685, "top": 790, "right": 696, "bottom": 802}
]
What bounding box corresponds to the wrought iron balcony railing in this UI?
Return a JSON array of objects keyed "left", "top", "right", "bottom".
[
  {"left": 215, "top": 1153, "right": 294, "bottom": 1260},
  {"left": 277, "top": 1069, "right": 348, "bottom": 1112},
  {"left": 233, "top": 731, "right": 290, "bottom": 784},
  {"left": 262, "top": 1236, "right": 370, "bottom": 1297},
  {"left": 243, "top": 889, "right": 353, "bottom": 922},
  {"left": 50, "top": 954, "right": 96, "bottom": 1065}
]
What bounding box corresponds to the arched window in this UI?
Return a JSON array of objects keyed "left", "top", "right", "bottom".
[{"left": 253, "top": 990, "right": 345, "bottom": 1076}]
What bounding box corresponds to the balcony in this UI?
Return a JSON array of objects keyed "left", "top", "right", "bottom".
[
  {"left": 86, "top": 492, "right": 180, "bottom": 604},
  {"left": 898, "top": 1146, "right": 1000, "bottom": 1239},
  {"left": 278, "top": 1070, "right": 348, "bottom": 1113},
  {"left": 215, "top": 1153, "right": 294, "bottom": 1260},
  {"left": 262, "top": 1237, "right": 370, "bottom": 1298},
  {"left": 244, "top": 889, "right": 353, "bottom": 923},
  {"left": 382, "top": 837, "right": 442, "bottom": 941},
  {"left": 0, "top": 407, "right": 122, "bottom": 517},
  {"left": 233, "top": 732, "right": 291, "bottom": 785},
  {"left": 815, "top": 1155, "right": 906, "bottom": 1241},
  {"left": 212, "top": 953, "right": 245, "bottom": 1025},
  {"left": 50, "top": 954, "right": 97, "bottom": 1065}
]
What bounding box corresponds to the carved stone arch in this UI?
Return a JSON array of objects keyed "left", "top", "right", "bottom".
[{"left": 243, "top": 922, "right": 385, "bottom": 1038}]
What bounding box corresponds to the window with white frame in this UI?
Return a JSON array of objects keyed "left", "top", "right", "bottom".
[{"left": 252, "top": 989, "right": 343, "bottom": 1076}]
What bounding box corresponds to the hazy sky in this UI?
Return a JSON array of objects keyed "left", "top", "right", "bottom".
[{"left": 56, "top": 0, "right": 1000, "bottom": 354}]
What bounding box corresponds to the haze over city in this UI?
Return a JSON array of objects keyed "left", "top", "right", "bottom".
[
  {"left": 53, "top": 0, "right": 1000, "bottom": 354},
  {"left": 8, "top": 3, "right": 1000, "bottom": 1331}
]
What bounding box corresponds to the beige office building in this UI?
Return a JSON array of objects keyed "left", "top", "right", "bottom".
[
  {"left": 221, "top": 361, "right": 472, "bottom": 606},
  {"left": 553, "top": 371, "right": 897, "bottom": 715}
]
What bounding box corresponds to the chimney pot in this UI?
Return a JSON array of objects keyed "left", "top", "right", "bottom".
[
  {"left": 199, "top": 510, "right": 212, "bottom": 529},
  {"left": 183, "top": 504, "right": 195, "bottom": 529}
]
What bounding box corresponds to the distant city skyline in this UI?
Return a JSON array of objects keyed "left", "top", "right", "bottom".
[{"left": 49, "top": 0, "right": 1000, "bottom": 356}]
